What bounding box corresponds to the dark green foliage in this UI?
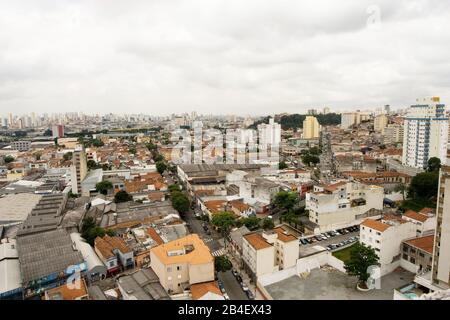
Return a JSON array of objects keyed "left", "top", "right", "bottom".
[
  {"left": 114, "top": 190, "right": 133, "bottom": 203},
  {"left": 344, "top": 242, "right": 379, "bottom": 283}
]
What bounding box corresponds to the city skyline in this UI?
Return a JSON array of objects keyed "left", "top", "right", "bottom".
[{"left": 1, "top": 0, "right": 450, "bottom": 115}]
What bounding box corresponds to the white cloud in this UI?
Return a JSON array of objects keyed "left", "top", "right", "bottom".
[{"left": 0, "top": 0, "right": 450, "bottom": 115}]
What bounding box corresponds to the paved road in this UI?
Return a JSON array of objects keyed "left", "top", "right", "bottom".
[
  {"left": 184, "top": 209, "right": 222, "bottom": 252},
  {"left": 218, "top": 270, "right": 248, "bottom": 300}
]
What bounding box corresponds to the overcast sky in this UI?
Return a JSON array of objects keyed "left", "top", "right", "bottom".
[{"left": 1, "top": 0, "right": 450, "bottom": 116}]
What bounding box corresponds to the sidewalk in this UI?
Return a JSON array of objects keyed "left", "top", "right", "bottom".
[{"left": 226, "top": 248, "right": 265, "bottom": 300}]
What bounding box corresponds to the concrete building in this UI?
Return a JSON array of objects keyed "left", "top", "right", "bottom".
[
  {"left": 257, "top": 117, "right": 281, "bottom": 147},
  {"left": 432, "top": 166, "right": 450, "bottom": 288},
  {"left": 52, "top": 124, "right": 65, "bottom": 139},
  {"left": 70, "top": 232, "right": 107, "bottom": 282},
  {"left": 402, "top": 97, "right": 448, "bottom": 169},
  {"left": 242, "top": 226, "right": 299, "bottom": 282},
  {"left": 117, "top": 268, "right": 170, "bottom": 300},
  {"left": 71, "top": 148, "right": 88, "bottom": 195},
  {"left": 401, "top": 235, "right": 434, "bottom": 274},
  {"left": 94, "top": 235, "right": 134, "bottom": 275},
  {"left": 374, "top": 114, "right": 388, "bottom": 133},
  {"left": 360, "top": 216, "right": 417, "bottom": 275},
  {"left": 0, "top": 238, "right": 22, "bottom": 299},
  {"left": 10, "top": 141, "right": 31, "bottom": 152},
  {"left": 302, "top": 116, "right": 320, "bottom": 139},
  {"left": 150, "top": 234, "right": 214, "bottom": 294},
  {"left": 383, "top": 124, "right": 404, "bottom": 144},
  {"left": 341, "top": 112, "right": 359, "bottom": 129},
  {"left": 306, "top": 181, "right": 384, "bottom": 233}
]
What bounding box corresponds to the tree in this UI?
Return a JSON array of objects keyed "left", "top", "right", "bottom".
[
  {"left": 4, "top": 155, "right": 15, "bottom": 163},
  {"left": 214, "top": 256, "right": 232, "bottom": 273},
  {"left": 301, "top": 153, "right": 320, "bottom": 167},
  {"left": 153, "top": 153, "right": 164, "bottom": 162},
  {"left": 81, "top": 216, "right": 115, "bottom": 246},
  {"left": 427, "top": 157, "right": 441, "bottom": 172},
  {"left": 394, "top": 183, "right": 408, "bottom": 201},
  {"left": 211, "top": 211, "right": 236, "bottom": 247},
  {"left": 273, "top": 191, "right": 299, "bottom": 212},
  {"left": 114, "top": 190, "right": 133, "bottom": 203},
  {"left": 262, "top": 217, "right": 275, "bottom": 230},
  {"left": 278, "top": 161, "right": 288, "bottom": 170},
  {"left": 168, "top": 184, "right": 181, "bottom": 193},
  {"left": 87, "top": 160, "right": 101, "bottom": 170},
  {"left": 96, "top": 181, "right": 113, "bottom": 195},
  {"left": 409, "top": 171, "right": 439, "bottom": 199},
  {"left": 344, "top": 242, "right": 379, "bottom": 285},
  {"left": 156, "top": 161, "right": 167, "bottom": 174},
  {"left": 34, "top": 152, "right": 42, "bottom": 161},
  {"left": 63, "top": 152, "right": 73, "bottom": 161},
  {"left": 171, "top": 191, "right": 190, "bottom": 214},
  {"left": 239, "top": 216, "right": 261, "bottom": 230}
]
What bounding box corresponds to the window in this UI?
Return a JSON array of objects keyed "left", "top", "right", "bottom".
[
  {"left": 410, "top": 257, "right": 416, "bottom": 264},
  {"left": 167, "top": 267, "right": 172, "bottom": 272},
  {"left": 109, "top": 261, "right": 115, "bottom": 267},
  {"left": 376, "top": 232, "right": 381, "bottom": 236},
  {"left": 177, "top": 266, "right": 181, "bottom": 271},
  {"left": 403, "top": 246, "right": 408, "bottom": 252},
  {"left": 403, "top": 254, "right": 408, "bottom": 260}
]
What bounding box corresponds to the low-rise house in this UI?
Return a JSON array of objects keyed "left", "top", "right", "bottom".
[
  {"left": 44, "top": 278, "right": 89, "bottom": 300},
  {"left": 402, "top": 209, "right": 436, "bottom": 236},
  {"left": 401, "top": 235, "right": 434, "bottom": 274},
  {"left": 0, "top": 239, "right": 22, "bottom": 299},
  {"left": 94, "top": 235, "right": 134, "bottom": 275},
  {"left": 229, "top": 226, "right": 251, "bottom": 265},
  {"left": 117, "top": 268, "right": 170, "bottom": 300},
  {"left": 190, "top": 281, "right": 224, "bottom": 300},
  {"left": 150, "top": 234, "right": 214, "bottom": 294}
]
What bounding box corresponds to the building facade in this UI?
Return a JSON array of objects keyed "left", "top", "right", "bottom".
[
  {"left": 402, "top": 97, "right": 448, "bottom": 169},
  {"left": 302, "top": 116, "right": 320, "bottom": 139}
]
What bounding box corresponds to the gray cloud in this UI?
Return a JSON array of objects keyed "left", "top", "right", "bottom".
[{"left": 0, "top": 0, "right": 450, "bottom": 116}]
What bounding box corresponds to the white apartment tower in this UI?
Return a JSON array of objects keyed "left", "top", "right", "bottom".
[{"left": 402, "top": 97, "right": 448, "bottom": 169}]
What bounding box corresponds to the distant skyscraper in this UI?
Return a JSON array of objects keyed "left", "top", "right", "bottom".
[
  {"left": 402, "top": 97, "right": 448, "bottom": 169},
  {"left": 432, "top": 166, "right": 450, "bottom": 289},
  {"left": 302, "top": 116, "right": 320, "bottom": 139},
  {"left": 258, "top": 117, "right": 281, "bottom": 147},
  {"left": 341, "top": 112, "right": 360, "bottom": 129},
  {"left": 384, "top": 105, "right": 391, "bottom": 114},
  {"left": 52, "top": 124, "right": 65, "bottom": 138},
  {"left": 322, "top": 107, "right": 330, "bottom": 114},
  {"left": 307, "top": 109, "right": 317, "bottom": 115}
]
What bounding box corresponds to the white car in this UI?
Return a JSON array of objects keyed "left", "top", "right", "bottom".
[
  {"left": 241, "top": 284, "right": 249, "bottom": 292},
  {"left": 223, "top": 294, "right": 230, "bottom": 300}
]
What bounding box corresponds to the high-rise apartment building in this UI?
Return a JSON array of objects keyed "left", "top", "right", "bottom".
[
  {"left": 52, "top": 125, "right": 65, "bottom": 138},
  {"left": 402, "top": 97, "right": 448, "bottom": 169},
  {"left": 432, "top": 166, "right": 450, "bottom": 289},
  {"left": 384, "top": 124, "right": 404, "bottom": 144},
  {"left": 340, "top": 112, "right": 361, "bottom": 129},
  {"left": 302, "top": 116, "right": 320, "bottom": 139},
  {"left": 374, "top": 114, "right": 388, "bottom": 133},
  {"left": 71, "top": 148, "right": 88, "bottom": 195},
  {"left": 257, "top": 117, "right": 281, "bottom": 147}
]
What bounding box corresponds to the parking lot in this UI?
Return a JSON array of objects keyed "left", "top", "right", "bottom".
[{"left": 299, "top": 226, "right": 360, "bottom": 253}]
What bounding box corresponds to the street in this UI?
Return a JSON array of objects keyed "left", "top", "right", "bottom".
[{"left": 217, "top": 270, "right": 249, "bottom": 300}]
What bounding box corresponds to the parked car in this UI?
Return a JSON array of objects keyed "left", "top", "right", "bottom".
[
  {"left": 241, "top": 283, "right": 249, "bottom": 292},
  {"left": 246, "top": 291, "right": 255, "bottom": 300},
  {"left": 305, "top": 238, "right": 312, "bottom": 244},
  {"left": 236, "top": 275, "right": 243, "bottom": 283},
  {"left": 311, "top": 238, "right": 318, "bottom": 243},
  {"left": 315, "top": 236, "right": 322, "bottom": 241},
  {"left": 300, "top": 239, "right": 308, "bottom": 245},
  {"left": 223, "top": 293, "right": 230, "bottom": 300},
  {"left": 218, "top": 280, "right": 226, "bottom": 293},
  {"left": 232, "top": 269, "right": 239, "bottom": 277}
]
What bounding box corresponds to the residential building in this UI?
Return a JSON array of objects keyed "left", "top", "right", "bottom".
[
  {"left": 150, "top": 234, "right": 215, "bottom": 294},
  {"left": 52, "top": 124, "right": 65, "bottom": 138},
  {"left": 117, "top": 268, "right": 170, "bottom": 300},
  {"left": 257, "top": 117, "right": 281, "bottom": 147},
  {"left": 71, "top": 148, "right": 88, "bottom": 195},
  {"left": 374, "top": 114, "right": 388, "bottom": 133},
  {"left": 341, "top": 112, "right": 360, "bottom": 129},
  {"left": 44, "top": 279, "right": 89, "bottom": 300},
  {"left": 302, "top": 116, "right": 320, "bottom": 139},
  {"left": 432, "top": 166, "right": 450, "bottom": 288},
  {"left": 242, "top": 226, "right": 299, "bottom": 282},
  {"left": 360, "top": 216, "right": 417, "bottom": 275},
  {"left": 402, "top": 97, "right": 448, "bottom": 169},
  {"left": 306, "top": 181, "right": 384, "bottom": 233},
  {"left": 190, "top": 281, "right": 224, "bottom": 300},
  {"left": 384, "top": 124, "right": 404, "bottom": 144},
  {"left": 94, "top": 235, "right": 134, "bottom": 275},
  {"left": 10, "top": 141, "right": 31, "bottom": 152},
  {"left": 401, "top": 235, "right": 434, "bottom": 274},
  {"left": 403, "top": 209, "right": 436, "bottom": 236}
]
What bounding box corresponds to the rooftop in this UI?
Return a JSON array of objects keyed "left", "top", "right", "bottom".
[
  {"left": 361, "top": 219, "right": 391, "bottom": 232},
  {"left": 17, "top": 228, "right": 84, "bottom": 284},
  {"left": 191, "top": 281, "right": 223, "bottom": 300},
  {"left": 117, "top": 268, "right": 170, "bottom": 300},
  {"left": 0, "top": 193, "right": 43, "bottom": 224},
  {"left": 244, "top": 233, "right": 272, "bottom": 250},
  {"left": 404, "top": 235, "right": 435, "bottom": 254},
  {"left": 45, "top": 278, "right": 89, "bottom": 300},
  {"left": 151, "top": 234, "right": 213, "bottom": 266},
  {"left": 403, "top": 210, "right": 429, "bottom": 223}
]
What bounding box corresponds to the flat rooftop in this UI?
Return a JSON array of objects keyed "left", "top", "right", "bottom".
[{"left": 264, "top": 267, "right": 415, "bottom": 300}]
